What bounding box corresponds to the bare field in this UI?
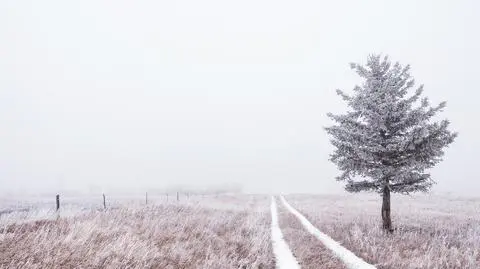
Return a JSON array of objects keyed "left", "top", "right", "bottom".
[
  {"left": 285, "top": 194, "right": 480, "bottom": 269},
  {"left": 0, "top": 195, "right": 274, "bottom": 269}
]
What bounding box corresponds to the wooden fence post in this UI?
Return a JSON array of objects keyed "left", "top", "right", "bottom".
[
  {"left": 177, "top": 192, "right": 179, "bottom": 202},
  {"left": 56, "top": 194, "right": 60, "bottom": 211},
  {"left": 103, "top": 193, "right": 106, "bottom": 210},
  {"left": 145, "top": 192, "right": 148, "bottom": 205}
]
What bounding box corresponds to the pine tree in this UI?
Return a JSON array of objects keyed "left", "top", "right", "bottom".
[{"left": 325, "top": 55, "right": 457, "bottom": 232}]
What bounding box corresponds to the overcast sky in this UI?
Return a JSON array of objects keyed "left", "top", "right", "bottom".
[{"left": 1, "top": 0, "right": 478, "bottom": 195}]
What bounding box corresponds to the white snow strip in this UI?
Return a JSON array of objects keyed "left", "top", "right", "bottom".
[
  {"left": 280, "top": 196, "right": 376, "bottom": 269},
  {"left": 270, "top": 196, "right": 301, "bottom": 269}
]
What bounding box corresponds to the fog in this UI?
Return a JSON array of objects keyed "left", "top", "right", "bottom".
[{"left": 1, "top": 0, "right": 478, "bottom": 195}]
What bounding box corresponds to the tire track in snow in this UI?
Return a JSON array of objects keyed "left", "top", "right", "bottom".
[
  {"left": 270, "top": 196, "right": 300, "bottom": 269},
  {"left": 280, "top": 196, "right": 377, "bottom": 269},
  {"left": 276, "top": 201, "right": 347, "bottom": 269}
]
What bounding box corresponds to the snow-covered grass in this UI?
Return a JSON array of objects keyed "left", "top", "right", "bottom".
[
  {"left": 0, "top": 195, "right": 274, "bottom": 269},
  {"left": 286, "top": 193, "right": 480, "bottom": 269},
  {"left": 0, "top": 193, "right": 229, "bottom": 226},
  {"left": 3, "top": 192, "right": 476, "bottom": 269}
]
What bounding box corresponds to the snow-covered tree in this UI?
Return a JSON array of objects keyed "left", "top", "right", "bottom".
[{"left": 325, "top": 55, "right": 457, "bottom": 232}]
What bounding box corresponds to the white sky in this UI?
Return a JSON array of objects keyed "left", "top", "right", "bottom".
[{"left": 1, "top": 0, "right": 478, "bottom": 195}]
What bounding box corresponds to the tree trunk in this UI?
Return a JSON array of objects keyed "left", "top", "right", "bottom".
[{"left": 381, "top": 185, "right": 393, "bottom": 232}]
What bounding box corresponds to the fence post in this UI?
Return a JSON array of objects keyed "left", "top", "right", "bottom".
[
  {"left": 56, "top": 194, "right": 60, "bottom": 211},
  {"left": 103, "top": 193, "right": 106, "bottom": 210},
  {"left": 145, "top": 192, "right": 148, "bottom": 205},
  {"left": 177, "top": 192, "right": 179, "bottom": 202}
]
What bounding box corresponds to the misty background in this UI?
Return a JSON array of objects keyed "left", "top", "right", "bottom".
[{"left": 1, "top": 0, "right": 478, "bottom": 196}]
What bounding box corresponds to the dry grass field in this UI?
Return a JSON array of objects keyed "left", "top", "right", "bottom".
[
  {"left": 0, "top": 195, "right": 274, "bottom": 269},
  {"left": 286, "top": 194, "right": 480, "bottom": 269},
  {"left": 0, "top": 193, "right": 479, "bottom": 269}
]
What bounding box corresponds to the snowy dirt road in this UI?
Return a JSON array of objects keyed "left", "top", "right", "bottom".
[
  {"left": 270, "top": 197, "right": 300, "bottom": 269},
  {"left": 272, "top": 196, "right": 377, "bottom": 269},
  {"left": 276, "top": 200, "right": 347, "bottom": 269}
]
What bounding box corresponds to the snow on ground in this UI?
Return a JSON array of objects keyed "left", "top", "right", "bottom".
[
  {"left": 6, "top": 193, "right": 475, "bottom": 268},
  {"left": 281, "top": 196, "right": 376, "bottom": 269},
  {"left": 270, "top": 196, "right": 300, "bottom": 269},
  {"left": 276, "top": 200, "right": 347, "bottom": 269}
]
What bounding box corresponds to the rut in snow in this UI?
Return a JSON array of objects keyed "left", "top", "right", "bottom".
[
  {"left": 280, "top": 196, "right": 377, "bottom": 269},
  {"left": 270, "top": 196, "right": 300, "bottom": 269}
]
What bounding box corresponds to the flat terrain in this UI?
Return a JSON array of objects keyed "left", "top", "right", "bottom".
[
  {"left": 286, "top": 193, "right": 480, "bottom": 269},
  {"left": 0, "top": 193, "right": 479, "bottom": 268},
  {"left": 0, "top": 195, "right": 274, "bottom": 269}
]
